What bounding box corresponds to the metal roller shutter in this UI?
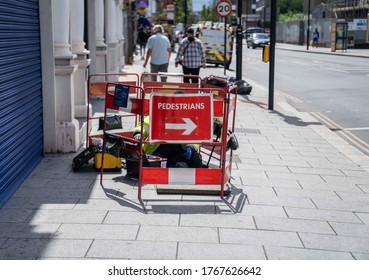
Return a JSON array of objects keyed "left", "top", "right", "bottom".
[{"left": 0, "top": 0, "right": 43, "bottom": 208}]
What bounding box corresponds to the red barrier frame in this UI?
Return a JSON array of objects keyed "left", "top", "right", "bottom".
[
  {"left": 99, "top": 75, "right": 238, "bottom": 201},
  {"left": 86, "top": 73, "right": 140, "bottom": 147}
]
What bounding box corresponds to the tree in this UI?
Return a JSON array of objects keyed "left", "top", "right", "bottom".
[
  {"left": 200, "top": 3, "right": 220, "bottom": 22},
  {"left": 278, "top": 0, "right": 303, "bottom": 14},
  {"left": 175, "top": 0, "right": 196, "bottom": 25}
]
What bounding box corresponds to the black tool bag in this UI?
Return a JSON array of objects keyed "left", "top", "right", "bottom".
[
  {"left": 72, "top": 145, "right": 99, "bottom": 171},
  {"left": 204, "top": 75, "right": 252, "bottom": 94},
  {"left": 234, "top": 79, "right": 252, "bottom": 95},
  {"left": 98, "top": 115, "right": 122, "bottom": 131},
  {"left": 203, "top": 75, "right": 229, "bottom": 88}
]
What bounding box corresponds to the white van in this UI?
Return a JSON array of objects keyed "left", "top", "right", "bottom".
[{"left": 199, "top": 25, "right": 233, "bottom": 69}]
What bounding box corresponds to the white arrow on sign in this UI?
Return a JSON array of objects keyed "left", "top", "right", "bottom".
[{"left": 165, "top": 118, "right": 197, "bottom": 135}]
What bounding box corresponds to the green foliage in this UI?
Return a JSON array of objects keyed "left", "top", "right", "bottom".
[
  {"left": 278, "top": 0, "right": 303, "bottom": 14},
  {"left": 200, "top": 3, "right": 221, "bottom": 22},
  {"left": 175, "top": 0, "right": 196, "bottom": 24},
  {"left": 279, "top": 12, "right": 305, "bottom": 23},
  {"left": 277, "top": 0, "right": 303, "bottom": 22}
]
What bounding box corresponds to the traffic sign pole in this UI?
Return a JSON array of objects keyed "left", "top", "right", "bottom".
[
  {"left": 224, "top": 16, "right": 227, "bottom": 75},
  {"left": 216, "top": 0, "right": 232, "bottom": 75}
]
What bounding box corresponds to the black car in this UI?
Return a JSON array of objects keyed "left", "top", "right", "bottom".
[
  {"left": 246, "top": 33, "right": 270, "bottom": 49},
  {"left": 242, "top": 27, "right": 262, "bottom": 39}
]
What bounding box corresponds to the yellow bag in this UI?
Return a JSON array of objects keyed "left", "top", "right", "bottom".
[{"left": 94, "top": 153, "right": 122, "bottom": 170}]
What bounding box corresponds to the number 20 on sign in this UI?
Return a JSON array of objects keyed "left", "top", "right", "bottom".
[{"left": 216, "top": 0, "right": 232, "bottom": 17}]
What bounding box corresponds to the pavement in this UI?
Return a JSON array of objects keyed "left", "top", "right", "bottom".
[
  {"left": 1, "top": 43, "right": 369, "bottom": 260},
  {"left": 276, "top": 42, "right": 369, "bottom": 58}
]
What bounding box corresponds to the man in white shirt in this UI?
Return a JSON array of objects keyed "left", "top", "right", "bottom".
[{"left": 143, "top": 25, "right": 171, "bottom": 81}]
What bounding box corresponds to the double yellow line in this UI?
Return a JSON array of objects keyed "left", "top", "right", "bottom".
[{"left": 311, "top": 112, "right": 369, "bottom": 158}]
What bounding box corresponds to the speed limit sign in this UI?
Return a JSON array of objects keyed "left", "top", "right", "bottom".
[{"left": 216, "top": 0, "right": 232, "bottom": 17}]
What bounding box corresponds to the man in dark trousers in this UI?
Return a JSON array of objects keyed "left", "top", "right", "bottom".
[
  {"left": 137, "top": 26, "right": 148, "bottom": 60},
  {"left": 175, "top": 28, "right": 206, "bottom": 84}
]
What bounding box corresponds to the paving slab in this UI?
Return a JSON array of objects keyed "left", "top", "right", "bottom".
[
  {"left": 0, "top": 209, "right": 35, "bottom": 223},
  {"left": 275, "top": 188, "right": 341, "bottom": 200},
  {"left": 137, "top": 225, "right": 219, "bottom": 243},
  {"left": 216, "top": 204, "right": 288, "bottom": 218},
  {"left": 0, "top": 238, "right": 92, "bottom": 260},
  {"left": 28, "top": 209, "right": 107, "bottom": 224},
  {"left": 86, "top": 240, "right": 177, "bottom": 259},
  {"left": 300, "top": 233, "right": 369, "bottom": 254},
  {"left": 352, "top": 253, "right": 369, "bottom": 260},
  {"left": 104, "top": 211, "right": 180, "bottom": 226},
  {"left": 254, "top": 216, "right": 335, "bottom": 234},
  {"left": 53, "top": 223, "right": 139, "bottom": 240},
  {"left": 248, "top": 195, "right": 316, "bottom": 209},
  {"left": 178, "top": 243, "right": 266, "bottom": 260},
  {"left": 219, "top": 228, "right": 303, "bottom": 247},
  {"left": 358, "top": 184, "right": 369, "bottom": 193},
  {"left": 179, "top": 213, "right": 255, "bottom": 229},
  {"left": 335, "top": 191, "right": 369, "bottom": 203},
  {"left": 264, "top": 246, "right": 354, "bottom": 260},
  {"left": 0, "top": 223, "right": 60, "bottom": 239},
  {"left": 312, "top": 198, "right": 369, "bottom": 212},
  {"left": 329, "top": 222, "right": 369, "bottom": 238},
  {"left": 284, "top": 207, "right": 362, "bottom": 223},
  {"left": 356, "top": 213, "right": 369, "bottom": 224}
]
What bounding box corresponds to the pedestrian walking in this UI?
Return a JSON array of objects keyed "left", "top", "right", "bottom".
[
  {"left": 175, "top": 28, "right": 206, "bottom": 84},
  {"left": 313, "top": 28, "right": 320, "bottom": 48},
  {"left": 137, "top": 26, "right": 148, "bottom": 60},
  {"left": 143, "top": 24, "right": 171, "bottom": 82}
]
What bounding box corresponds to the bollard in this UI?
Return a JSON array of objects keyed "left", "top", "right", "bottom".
[{"left": 262, "top": 45, "right": 270, "bottom": 63}]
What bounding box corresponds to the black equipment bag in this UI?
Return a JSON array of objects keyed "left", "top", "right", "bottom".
[
  {"left": 204, "top": 75, "right": 252, "bottom": 95},
  {"left": 72, "top": 145, "right": 99, "bottom": 171},
  {"left": 98, "top": 115, "right": 122, "bottom": 131},
  {"left": 234, "top": 79, "right": 252, "bottom": 95}
]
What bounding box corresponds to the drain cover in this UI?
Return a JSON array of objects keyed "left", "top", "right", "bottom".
[{"left": 235, "top": 128, "right": 261, "bottom": 134}]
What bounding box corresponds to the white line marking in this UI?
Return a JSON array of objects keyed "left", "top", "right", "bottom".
[{"left": 345, "top": 127, "right": 369, "bottom": 131}]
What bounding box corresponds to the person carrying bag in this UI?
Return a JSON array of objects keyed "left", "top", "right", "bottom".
[{"left": 175, "top": 28, "right": 206, "bottom": 84}]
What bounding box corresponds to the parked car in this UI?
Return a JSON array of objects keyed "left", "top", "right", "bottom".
[
  {"left": 242, "top": 27, "right": 262, "bottom": 39},
  {"left": 246, "top": 33, "right": 270, "bottom": 49}
]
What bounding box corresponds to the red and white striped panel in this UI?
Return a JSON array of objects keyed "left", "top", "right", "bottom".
[{"left": 141, "top": 167, "right": 223, "bottom": 185}]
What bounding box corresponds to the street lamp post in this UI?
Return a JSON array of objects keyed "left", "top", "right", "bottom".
[
  {"left": 307, "top": 0, "right": 311, "bottom": 50},
  {"left": 236, "top": 0, "right": 242, "bottom": 80}
]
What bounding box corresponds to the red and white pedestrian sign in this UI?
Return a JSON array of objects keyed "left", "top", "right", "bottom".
[
  {"left": 149, "top": 93, "right": 213, "bottom": 143},
  {"left": 216, "top": 0, "right": 232, "bottom": 17}
]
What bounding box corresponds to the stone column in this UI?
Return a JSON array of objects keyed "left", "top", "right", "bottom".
[
  {"left": 70, "top": 0, "right": 91, "bottom": 123},
  {"left": 95, "top": 0, "right": 107, "bottom": 76},
  {"left": 117, "top": 0, "right": 125, "bottom": 70},
  {"left": 105, "top": 0, "right": 119, "bottom": 75},
  {"left": 52, "top": 0, "right": 79, "bottom": 152}
]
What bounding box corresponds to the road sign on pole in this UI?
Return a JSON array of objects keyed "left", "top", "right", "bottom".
[
  {"left": 216, "top": 0, "right": 232, "bottom": 17},
  {"left": 149, "top": 93, "right": 213, "bottom": 143}
]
